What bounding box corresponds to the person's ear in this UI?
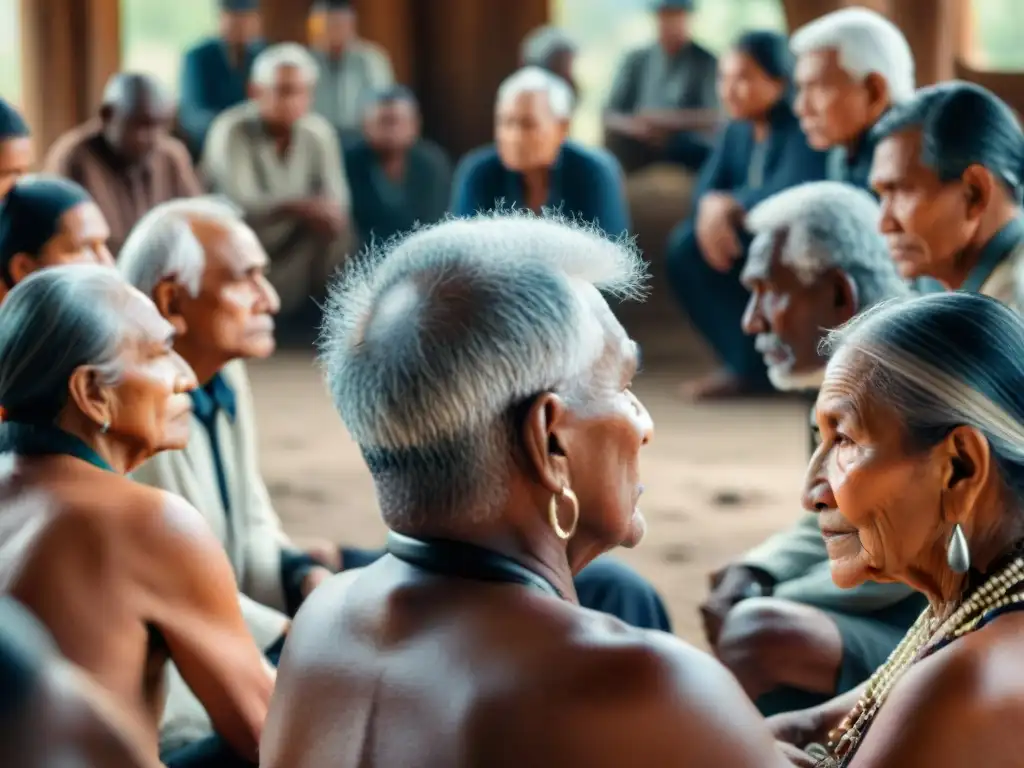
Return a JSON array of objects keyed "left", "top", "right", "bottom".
[
  {"left": 828, "top": 268, "right": 859, "bottom": 323},
  {"left": 863, "top": 72, "right": 890, "bottom": 116},
  {"left": 7, "top": 253, "right": 39, "bottom": 286},
  {"left": 961, "top": 164, "right": 995, "bottom": 221},
  {"left": 938, "top": 425, "right": 991, "bottom": 522},
  {"left": 521, "top": 392, "right": 572, "bottom": 495},
  {"left": 151, "top": 279, "right": 189, "bottom": 336},
  {"left": 66, "top": 364, "right": 116, "bottom": 431}
]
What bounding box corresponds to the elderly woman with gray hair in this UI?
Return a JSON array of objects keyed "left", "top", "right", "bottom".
[
  {"left": 0, "top": 265, "right": 275, "bottom": 767},
  {"left": 771, "top": 291, "right": 1024, "bottom": 767},
  {"left": 260, "top": 214, "right": 792, "bottom": 768}
]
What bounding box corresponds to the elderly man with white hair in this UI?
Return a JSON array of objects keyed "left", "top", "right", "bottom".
[
  {"left": 693, "top": 181, "right": 925, "bottom": 721},
  {"left": 261, "top": 212, "right": 792, "bottom": 768},
  {"left": 202, "top": 42, "right": 351, "bottom": 339},
  {"left": 791, "top": 6, "right": 915, "bottom": 190},
  {"left": 451, "top": 66, "right": 630, "bottom": 237}
]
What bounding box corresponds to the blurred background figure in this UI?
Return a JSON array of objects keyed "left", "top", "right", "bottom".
[
  {"left": 178, "top": 0, "right": 265, "bottom": 159},
  {"left": 202, "top": 43, "right": 350, "bottom": 337},
  {"left": 345, "top": 86, "right": 451, "bottom": 250},
  {"left": 0, "top": 175, "right": 112, "bottom": 302},
  {"left": 520, "top": 25, "right": 579, "bottom": 98},
  {"left": 0, "top": 597, "right": 161, "bottom": 768},
  {"left": 0, "top": 97, "right": 32, "bottom": 200},
  {"left": 44, "top": 73, "right": 202, "bottom": 256},
  {"left": 309, "top": 0, "right": 395, "bottom": 148},
  {"left": 452, "top": 66, "right": 629, "bottom": 238}
]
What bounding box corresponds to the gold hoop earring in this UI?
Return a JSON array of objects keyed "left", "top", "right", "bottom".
[{"left": 548, "top": 486, "right": 579, "bottom": 540}]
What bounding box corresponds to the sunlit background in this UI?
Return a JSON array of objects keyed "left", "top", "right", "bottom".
[{"left": 1, "top": 0, "right": 1023, "bottom": 139}]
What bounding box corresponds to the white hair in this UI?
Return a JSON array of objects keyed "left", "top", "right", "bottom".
[
  {"left": 319, "top": 212, "right": 646, "bottom": 525},
  {"left": 251, "top": 43, "right": 319, "bottom": 87},
  {"left": 744, "top": 181, "right": 909, "bottom": 310},
  {"left": 118, "top": 196, "right": 243, "bottom": 298},
  {"left": 520, "top": 26, "right": 577, "bottom": 66},
  {"left": 497, "top": 66, "right": 575, "bottom": 120},
  {"left": 790, "top": 7, "right": 915, "bottom": 104}
]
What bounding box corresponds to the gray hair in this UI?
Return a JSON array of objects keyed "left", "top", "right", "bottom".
[
  {"left": 790, "top": 7, "right": 915, "bottom": 104},
  {"left": 251, "top": 43, "right": 319, "bottom": 87},
  {"left": 520, "top": 26, "right": 577, "bottom": 66},
  {"left": 0, "top": 266, "right": 131, "bottom": 424},
  {"left": 318, "top": 212, "right": 646, "bottom": 526},
  {"left": 497, "top": 66, "right": 575, "bottom": 120},
  {"left": 118, "top": 196, "right": 243, "bottom": 298},
  {"left": 744, "top": 181, "right": 910, "bottom": 309},
  {"left": 823, "top": 291, "right": 1024, "bottom": 504}
]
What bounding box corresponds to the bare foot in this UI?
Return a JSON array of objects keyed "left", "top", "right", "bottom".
[{"left": 679, "top": 370, "right": 763, "bottom": 401}]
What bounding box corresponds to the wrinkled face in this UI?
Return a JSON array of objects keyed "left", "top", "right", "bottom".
[
  {"left": 174, "top": 219, "right": 280, "bottom": 363},
  {"left": 741, "top": 229, "right": 857, "bottom": 389},
  {"left": 794, "top": 48, "right": 875, "bottom": 150},
  {"left": 102, "top": 287, "right": 198, "bottom": 460},
  {"left": 103, "top": 97, "right": 173, "bottom": 164},
  {"left": 871, "top": 128, "right": 979, "bottom": 282},
  {"left": 364, "top": 99, "right": 419, "bottom": 154},
  {"left": 804, "top": 348, "right": 946, "bottom": 588},
  {"left": 10, "top": 202, "right": 114, "bottom": 288},
  {"left": 656, "top": 9, "right": 690, "bottom": 53},
  {"left": 324, "top": 9, "right": 357, "bottom": 50},
  {"left": 258, "top": 65, "right": 313, "bottom": 128},
  {"left": 551, "top": 288, "right": 654, "bottom": 556},
  {"left": 219, "top": 10, "right": 261, "bottom": 46},
  {"left": 496, "top": 90, "right": 566, "bottom": 172},
  {"left": 718, "top": 49, "right": 786, "bottom": 122},
  {"left": 0, "top": 137, "right": 33, "bottom": 200}
]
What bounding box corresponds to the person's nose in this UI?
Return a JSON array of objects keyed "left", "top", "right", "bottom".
[
  {"left": 630, "top": 391, "right": 654, "bottom": 446},
  {"left": 257, "top": 275, "right": 281, "bottom": 315},
  {"left": 740, "top": 290, "right": 767, "bottom": 336},
  {"left": 877, "top": 197, "right": 901, "bottom": 235},
  {"left": 174, "top": 352, "right": 199, "bottom": 393},
  {"left": 801, "top": 449, "right": 836, "bottom": 514},
  {"left": 793, "top": 87, "right": 808, "bottom": 119}
]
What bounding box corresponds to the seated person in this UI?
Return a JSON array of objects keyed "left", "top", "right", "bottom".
[
  {"left": 309, "top": 0, "right": 395, "bottom": 147},
  {"left": 259, "top": 214, "right": 792, "bottom": 768},
  {"left": 666, "top": 30, "right": 827, "bottom": 400},
  {"left": 0, "top": 175, "right": 113, "bottom": 302},
  {"left": 520, "top": 25, "right": 579, "bottom": 97},
  {"left": 698, "top": 181, "right": 923, "bottom": 718},
  {"left": 603, "top": 0, "right": 719, "bottom": 174},
  {"left": 345, "top": 87, "right": 451, "bottom": 250},
  {"left": 452, "top": 67, "right": 630, "bottom": 238},
  {"left": 790, "top": 7, "right": 915, "bottom": 189},
  {"left": 203, "top": 43, "right": 350, "bottom": 332},
  {"left": 774, "top": 293, "right": 1024, "bottom": 767},
  {"left": 0, "top": 97, "right": 33, "bottom": 199},
  {"left": 0, "top": 266, "right": 274, "bottom": 767},
  {"left": 178, "top": 0, "right": 264, "bottom": 159},
  {"left": 44, "top": 73, "right": 203, "bottom": 256},
  {"left": 121, "top": 200, "right": 672, "bottom": 636},
  {"left": 0, "top": 596, "right": 160, "bottom": 768},
  {"left": 869, "top": 81, "right": 1024, "bottom": 304}
]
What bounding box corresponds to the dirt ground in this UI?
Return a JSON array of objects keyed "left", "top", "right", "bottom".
[{"left": 249, "top": 290, "right": 812, "bottom": 648}]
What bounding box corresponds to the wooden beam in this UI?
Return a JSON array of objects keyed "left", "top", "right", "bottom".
[
  {"left": 887, "top": 0, "right": 955, "bottom": 86},
  {"left": 262, "top": 0, "right": 314, "bottom": 44},
  {"left": 782, "top": 0, "right": 842, "bottom": 30}
]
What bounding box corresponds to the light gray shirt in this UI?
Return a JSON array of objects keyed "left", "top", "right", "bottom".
[
  {"left": 312, "top": 41, "right": 395, "bottom": 132},
  {"left": 606, "top": 42, "right": 719, "bottom": 114}
]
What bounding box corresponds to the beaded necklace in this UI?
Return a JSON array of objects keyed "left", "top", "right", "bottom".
[{"left": 812, "top": 555, "right": 1024, "bottom": 767}]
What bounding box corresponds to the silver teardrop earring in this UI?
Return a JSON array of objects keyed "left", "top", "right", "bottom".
[{"left": 947, "top": 523, "right": 971, "bottom": 574}]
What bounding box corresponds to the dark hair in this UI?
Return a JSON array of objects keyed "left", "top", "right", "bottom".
[
  {"left": 825, "top": 291, "right": 1024, "bottom": 504},
  {"left": 870, "top": 81, "right": 1024, "bottom": 197},
  {"left": 0, "top": 98, "right": 29, "bottom": 141},
  {"left": 733, "top": 30, "right": 794, "bottom": 84}
]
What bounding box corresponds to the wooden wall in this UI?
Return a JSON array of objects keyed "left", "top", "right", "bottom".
[{"left": 15, "top": 0, "right": 1024, "bottom": 161}]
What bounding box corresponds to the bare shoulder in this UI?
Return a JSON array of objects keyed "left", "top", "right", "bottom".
[
  {"left": 472, "top": 616, "right": 785, "bottom": 767},
  {"left": 854, "top": 617, "right": 1024, "bottom": 766}
]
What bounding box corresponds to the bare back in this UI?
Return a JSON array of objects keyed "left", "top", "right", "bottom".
[
  {"left": 0, "top": 453, "right": 274, "bottom": 761},
  {"left": 261, "top": 557, "right": 788, "bottom": 768},
  {"left": 0, "top": 456, "right": 168, "bottom": 744}
]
